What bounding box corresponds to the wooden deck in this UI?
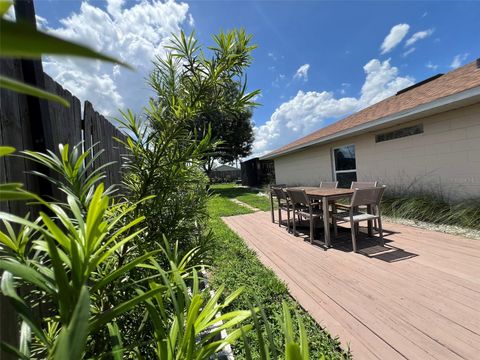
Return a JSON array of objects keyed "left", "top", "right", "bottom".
[{"left": 223, "top": 211, "right": 480, "bottom": 360}]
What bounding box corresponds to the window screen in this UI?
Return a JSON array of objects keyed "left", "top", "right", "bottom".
[{"left": 376, "top": 124, "right": 423, "bottom": 143}]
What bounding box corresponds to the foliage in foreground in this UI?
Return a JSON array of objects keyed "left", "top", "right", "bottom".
[
  {"left": 0, "top": 1, "right": 129, "bottom": 106},
  {"left": 0, "top": 145, "right": 315, "bottom": 359},
  {"left": 207, "top": 187, "right": 350, "bottom": 359}
]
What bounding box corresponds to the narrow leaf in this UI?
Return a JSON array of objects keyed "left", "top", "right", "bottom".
[{"left": 0, "top": 75, "right": 70, "bottom": 107}]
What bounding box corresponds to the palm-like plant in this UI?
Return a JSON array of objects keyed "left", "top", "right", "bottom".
[{"left": 0, "top": 144, "right": 163, "bottom": 358}]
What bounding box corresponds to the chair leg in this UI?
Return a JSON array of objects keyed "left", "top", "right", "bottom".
[
  {"left": 270, "top": 194, "right": 275, "bottom": 223},
  {"left": 310, "top": 217, "right": 314, "bottom": 244},
  {"left": 351, "top": 220, "right": 357, "bottom": 252},
  {"left": 333, "top": 217, "right": 338, "bottom": 239},
  {"left": 278, "top": 208, "right": 282, "bottom": 227},
  {"left": 378, "top": 217, "right": 384, "bottom": 246},
  {"left": 292, "top": 207, "right": 297, "bottom": 236},
  {"left": 287, "top": 208, "right": 290, "bottom": 232}
]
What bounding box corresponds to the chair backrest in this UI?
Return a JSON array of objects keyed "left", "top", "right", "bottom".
[
  {"left": 271, "top": 184, "right": 286, "bottom": 195},
  {"left": 286, "top": 189, "right": 310, "bottom": 206},
  {"left": 320, "top": 181, "right": 338, "bottom": 188},
  {"left": 272, "top": 187, "right": 288, "bottom": 201},
  {"left": 350, "top": 181, "right": 378, "bottom": 189},
  {"left": 350, "top": 186, "right": 386, "bottom": 207}
]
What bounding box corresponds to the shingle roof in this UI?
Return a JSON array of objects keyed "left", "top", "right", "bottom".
[
  {"left": 263, "top": 59, "right": 480, "bottom": 159},
  {"left": 212, "top": 164, "right": 240, "bottom": 172}
]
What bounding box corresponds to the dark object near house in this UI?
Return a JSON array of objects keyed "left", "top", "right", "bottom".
[
  {"left": 241, "top": 157, "right": 275, "bottom": 187},
  {"left": 209, "top": 164, "right": 241, "bottom": 183}
]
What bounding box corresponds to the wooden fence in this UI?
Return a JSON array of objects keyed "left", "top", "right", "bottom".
[{"left": 0, "top": 57, "right": 127, "bottom": 356}]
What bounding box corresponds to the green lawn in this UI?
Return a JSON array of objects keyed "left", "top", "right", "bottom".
[
  {"left": 207, "top": 184, "right": 350, "bottom": 359},
  {"left": 210, "top": 183, "right": 272, "bottom": 211}
]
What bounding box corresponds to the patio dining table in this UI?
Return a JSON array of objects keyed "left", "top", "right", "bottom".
[{"left": 288, "top": 187, "right": 355, "bottom": 247}]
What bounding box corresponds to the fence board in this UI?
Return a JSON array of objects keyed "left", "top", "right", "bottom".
[{"left": 0, "top": 61, "right": 127, "bottom": 356}]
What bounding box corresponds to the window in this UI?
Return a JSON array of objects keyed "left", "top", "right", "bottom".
[
  {"left": 333, "top": 144, "right": 357, "bottom": 188},
  {"left": 375, "top": 124, "right": 423, "bottom": 143}
]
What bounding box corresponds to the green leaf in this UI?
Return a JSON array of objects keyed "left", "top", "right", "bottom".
[
  {"left": 297, "top": 312, "right": 309, "bottom": 360},
  {"left": 19, "top": 321, "right": 31, "bottom": 359},
  {"left": 0, "top": 146, "right": 15, "bottom": 156},
  {"left": 0, "top": 259, "right": 53, "bottom": 293},
  {"left": 0, "top": 341, "right": 29, "bottom": 360},
  {"left": 53, "top": 286, "right": 90, "bottom": 360},
  {"left": 0, "top": 0, "right": 12, "bottom": 17},
  {"left": 107, "top": 322, "right": 124, "bottom": 360},
  {"left": 0, "top": 75, "right": 70, "bottom": 107},
  {"left": 0, "top": 19, "right": 132, "bottom": 69},
  {"left": 285, "top": 343, "right": 303, "bottom": 360},
  {"left": 0, "top": 272, "right": 49, "bottom": 345},
  {"left": 91, "top": 250, "right": 161, "bottom": 292},
  {"left": 88, "top": 287, "right": 164, "bottom": 333}
]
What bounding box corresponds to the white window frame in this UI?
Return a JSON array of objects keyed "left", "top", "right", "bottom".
[{"left": 331, "top": 144, "right": 357, "bottom": 183}]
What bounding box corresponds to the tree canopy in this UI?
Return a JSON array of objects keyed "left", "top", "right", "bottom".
[{"left": 149, "top": 29, "right": 259, "bottom": 172}]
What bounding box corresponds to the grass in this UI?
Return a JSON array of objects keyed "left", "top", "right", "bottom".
[
  {"left": 211, "top": 183, "right": 272, "bottom": 211},
  {"left": 381, "top": 193, "right": 480, "bottom": 231},
  {"left": 207, "top": 184, "right": 350, "bottom": 359}
]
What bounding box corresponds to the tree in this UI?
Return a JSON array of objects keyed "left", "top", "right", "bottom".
[{"left": 149, "top": 29, "right": 260, "bottom": 173}]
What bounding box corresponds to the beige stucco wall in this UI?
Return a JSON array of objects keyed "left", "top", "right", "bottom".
[{"left": 274, "top": 102, "right": 480, "bottom": 200}]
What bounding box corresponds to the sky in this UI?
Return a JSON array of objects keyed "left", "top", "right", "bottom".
[{"left": 25, "top": 0, "right": 480, "bottom": 158}]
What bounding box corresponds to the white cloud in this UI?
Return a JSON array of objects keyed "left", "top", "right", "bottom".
[
  {"left": 272, "top": 73, "right": 286, "bottom": 87},
  {"left": 450, "top": 53, "right": 469, "bottom": 69},
  {"left": 106, "top": 0, "right": 124, "bottom": 18},
  {"left": 426, "top": 61, "right": 438, "bottom": 71},
  {"left": 187, "top": 13, "right": 194, "bottom": 27},
  {"left": 252, "top": 59, "right": 414, "bottom": 156},
  {"left": 380, "top": 23, "right": 410, "bottom": 54},
  {"left": 402, "top": 47, "right": 415, "bottom": 57},
  {"left": 268, "top": 52, "right": 277, "bottom": 61},
  {"left": 42, "top": 0, "right": 191, "bottom": 116},
  {"left": 35, "top": 15, "right": 49, "bottom": 29},
  {"left": 405, "top": 29, "right": 434, "bottom": 46},
  {"left": 293, "top": 64, "right": 310, "bottom": 81}
]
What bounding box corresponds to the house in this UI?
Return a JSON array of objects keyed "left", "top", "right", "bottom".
[
  {"left": 261, "top": 59, "right": 480, "bottom": 200},
  {"left": 240, "top": 157, "right": 275, "bottom": 187},
  {"left": 209, "top": 164, "right": 241, "bottom": 183}
]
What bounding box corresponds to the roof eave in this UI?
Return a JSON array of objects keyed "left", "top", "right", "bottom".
[{"left": 260, "top": 86, "right": 480, "bottom": 160}]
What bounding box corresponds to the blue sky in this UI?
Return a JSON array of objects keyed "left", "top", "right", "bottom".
[{"left": 32, "top": 0, "right": 479, "bottom": 157}]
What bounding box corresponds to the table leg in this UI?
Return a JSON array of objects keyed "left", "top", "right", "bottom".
[
  {"left": 270, "top": 192, "right": 274, "bottom": 223},
  {"left": 322, "top": 196, "right": 330, "bottom": 247}
]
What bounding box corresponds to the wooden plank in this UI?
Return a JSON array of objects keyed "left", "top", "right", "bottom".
[
  {"left": 0, "top": 58, "right": 29, "bottom": 360},
  {"left": 222, "top": 211, "right": 480, "bottom": 360}
]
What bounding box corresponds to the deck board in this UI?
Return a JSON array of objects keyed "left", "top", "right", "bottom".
[{"left": 223, "top": 211, "right": 480, "bottom": 360}]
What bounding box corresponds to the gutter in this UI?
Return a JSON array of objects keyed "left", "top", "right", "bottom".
[{"left": 260, "top": 86, "right": 480, "bottom": 160}]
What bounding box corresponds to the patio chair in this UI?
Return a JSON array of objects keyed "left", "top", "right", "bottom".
[
  {"left": 272, "top": 187, "right": 291, "bottom": 231},
  {"left": 334, "top": 181, "right": 380, "bottom": 228},
  {"left": 270, "top": 184, "right": 287, "bottom": 223},
  {"left": 351, "top": 181, "right": 378, "bottom": 189},
  {"left": 286, "top": 188, "right": 323, "bottom": 244},
  {"left": 332, "top": 186, "right": 386, "bottom": 252},
  {"left": 319, "top": 181, "right": 338, "bottom": 188}
]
